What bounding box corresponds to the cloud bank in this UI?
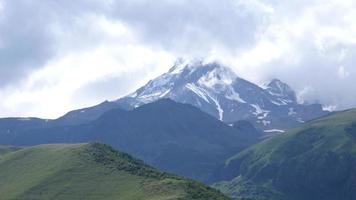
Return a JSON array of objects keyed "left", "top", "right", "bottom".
[{"left": 0, "top": 0, "right": 355, "bottom": 118}]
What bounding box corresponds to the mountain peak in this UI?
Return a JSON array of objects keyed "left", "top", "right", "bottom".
[
  {"left": 168, "top": 58, "right": 202, "bottom": 74},
  {"left": 117, "top": 61, "right": 327, "bottom": 130},
  {"left": 266, "top": 79, "right": 297, "bottom": 102},
  {"left": 267, "top": 79, "right": 289, "bottom": 88},
  {"left": 167, "top": 59, "right": 235, "bottom": 77}
]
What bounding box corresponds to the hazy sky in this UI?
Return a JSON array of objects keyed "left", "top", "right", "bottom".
[{"left": 0, "top": 0, "right": 355, "bottom": 118}]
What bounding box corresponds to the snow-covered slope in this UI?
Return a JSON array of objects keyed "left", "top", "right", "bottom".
[{"left": 116, "top": 61, "right": 328, "bottom": 131}]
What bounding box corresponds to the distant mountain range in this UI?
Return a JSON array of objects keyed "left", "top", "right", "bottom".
[
  {"left": 0, "top": 99, "right": 260, "bottom": 183},
  {"left": 0, "top": 143, "right": 228, "bottom": 200},
  {"left": 51, "top": 60, "right": 327, "bottom": 133},
  {"left": 213, "top": 109, "right": 356, "bottom": 200}
]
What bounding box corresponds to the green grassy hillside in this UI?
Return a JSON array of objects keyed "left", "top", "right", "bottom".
[
  {"left": 214, "top": 109, "right": 356, "bottom": 200},
  {"left": 0, "top": 143, "right": 229, "bottom": 200}
]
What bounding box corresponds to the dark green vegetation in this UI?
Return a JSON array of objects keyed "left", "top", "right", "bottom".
[
  {"left": 0, "top": 143, "right": 229, "bottom": 200},
  {"left": 0, "top": 99, "right": 261, "bottom": 183},
  {"left": 214, "top": 109, "right": 356, "bottom": 200}
]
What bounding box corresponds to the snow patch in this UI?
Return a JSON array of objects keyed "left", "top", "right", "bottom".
[
  {"left": 226, "top": 88, "right": 247, "bottom": 103},
  {"left": 159, "top": 89, "right": 171, "bottom": 98},
  {"left": 199, "top": 86, "right": 224, "bottom": 121},
  {"left": 271, "top": 100, "right": 287, "bottom": 106},
  {"left": 210, "top": 96, "right": 224, "bottom": 121},
  {"left": 251, "top": 104, "right": 270, "bottom": 117},
  {"left": 258, "top": 112, "right": 269, "bottom": 119},
  {"left": 186, "top": 82, "right": 224, "bottom": 120},
  {"left": 264, "top": 129, "right": 285, "bottom": 133},
  {"left": 197, "top": 66, "right": 236, "bottom": 89},
  {"left": 262, "top": 120, "right": 271, "bottom": 126},
  {"left": 139, "top": 91, "right": 164, "bottom": 99},
  {"left": 297, "top": 118, "right": 305, "bottom": 123},
  {"left": 267, "top": 90, "right": 282, "bottom": 97},
  {"left": 185, "top": 83, "right": 210, "bottom": 103},
  {"left": 322, "top": 105, "right": 337, "bottom": 112},
  {"left": 137, "top": 88, "right": 171, "bottom": 103},
  {"left": 288, "top": 108, "right": 297, "bottom": 116},
  {"left": 257, "top": 120, "right": 271, "bottom": 126},
  {"left": 169, "top": 59, "right": 189, "bottom": 74}
]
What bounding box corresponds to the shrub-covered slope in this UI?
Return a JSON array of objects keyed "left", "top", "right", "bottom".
[{"left": 214, "top": 109, "right": 356, "bottom": 200}]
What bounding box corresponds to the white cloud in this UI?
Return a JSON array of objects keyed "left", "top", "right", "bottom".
[
  {"left": 1, "top": 0, "right": 356, "bottom": 117},
  {"left": 0, "top": 44, "right": 174, "bottom": 118},
  {"left": 0, "top": 17, "right": 174, "bottom": 118},
  {"left": 337, "top": 65, "right": 350, "bottom": 79},
  {"left": 0, "top": 0, "right": 4, "bottom": 14}
]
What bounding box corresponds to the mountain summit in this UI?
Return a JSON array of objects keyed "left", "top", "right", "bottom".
[{"left": 117, "top": 61, "right": 327, "bottom": 131}]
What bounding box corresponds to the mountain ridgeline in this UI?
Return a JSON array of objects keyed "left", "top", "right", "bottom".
[
  {"left": 213, "top": 109, "right": 356, "bottom": 200},
  {"left": 0, "top": 99, "right": 261, "bottom": 183},
  {"left": 0, "top": 143, "right": 229, "bottom": 200}
]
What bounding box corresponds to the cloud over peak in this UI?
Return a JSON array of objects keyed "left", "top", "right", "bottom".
[{"left": 0, "top": 0, "right": 355, "bottom": 118}]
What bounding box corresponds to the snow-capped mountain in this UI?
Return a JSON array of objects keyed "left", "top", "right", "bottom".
[{"left": 116, "top": 61, "right": 328, "bottom": 131}]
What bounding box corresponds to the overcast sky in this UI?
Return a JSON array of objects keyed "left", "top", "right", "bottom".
[{"left": 0, "top": 0, "right": 355, "bottom": 118}]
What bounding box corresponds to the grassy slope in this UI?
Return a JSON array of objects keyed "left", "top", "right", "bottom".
[
  {"left": 214, "top": 109, "right": 356, "bottom": 200},
  {"left": 0, "top": 143, "right": 229, "bottom": 200}
]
